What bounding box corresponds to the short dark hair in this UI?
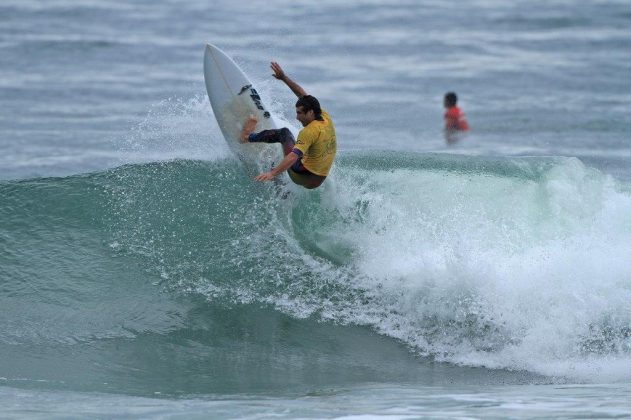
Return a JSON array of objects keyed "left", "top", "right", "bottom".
[
  {"left": 444, "top": 92, "right": 458, "bottom": 107},
  {"left": 296, "top": 95, "right": 323, "bottom": 120}
]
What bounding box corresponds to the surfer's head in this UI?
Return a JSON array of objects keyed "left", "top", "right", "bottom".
[{"left": 295, "top": 95, "right": 323, "bottom": 126}]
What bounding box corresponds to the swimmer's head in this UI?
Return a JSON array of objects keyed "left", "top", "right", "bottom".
[{"left": 444, "top": 92, "right": 458, "bottom": 108}]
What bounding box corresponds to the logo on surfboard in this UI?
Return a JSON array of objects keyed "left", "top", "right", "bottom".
[{"left": 238, "top": 84, "right": 270, "bottom": 118}]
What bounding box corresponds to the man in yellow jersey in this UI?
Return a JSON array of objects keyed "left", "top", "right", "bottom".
[{"left": 240, "top": 62, "right": 336, "bottom": 189}]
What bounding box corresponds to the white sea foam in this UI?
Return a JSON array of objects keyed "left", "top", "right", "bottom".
[{"left": 300, "top": 156, "right": 631, "bottom": 382}]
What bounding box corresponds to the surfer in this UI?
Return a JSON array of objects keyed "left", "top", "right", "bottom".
[
  {"left": 443, "top": 92, "right": 469, "bottom": 144},
  {"left": 239, "top": 62, "right": 337, "bottom": 189}
]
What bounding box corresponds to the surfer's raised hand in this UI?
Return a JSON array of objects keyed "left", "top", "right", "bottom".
[
  {"left": 271, "top": 62, "right": 307, "bottom": 98},
  {"left": 270, "top": 62, "right": 285, "bottom": 80}
]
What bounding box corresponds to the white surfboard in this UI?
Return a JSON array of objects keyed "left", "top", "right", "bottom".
[{"left": 203, "top": 43, "right": 284, "bottom": 176}]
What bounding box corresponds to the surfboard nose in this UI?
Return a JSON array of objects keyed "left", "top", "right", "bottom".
[
  {"left": 205, "top": 43, "right": 221, "bottom": 56},
  {"left": 204, "top": 44, "right": 217, "bottom": 64}
]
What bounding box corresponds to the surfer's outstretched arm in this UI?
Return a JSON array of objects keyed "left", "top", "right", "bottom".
[
  {"left": 271, "top": 62, "right": 307, "bottom": 98},
  {"left": 254, "top": 152, "right": 299, "bottom": 182}
]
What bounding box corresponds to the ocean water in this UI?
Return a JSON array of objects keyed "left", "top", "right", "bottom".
[{"left": 2, "top": 0, "right": 631, "bottom": 418}]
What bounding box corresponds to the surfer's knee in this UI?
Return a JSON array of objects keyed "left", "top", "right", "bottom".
[{"left": 279, "top": 127, "right": 294, "bottom": 144}]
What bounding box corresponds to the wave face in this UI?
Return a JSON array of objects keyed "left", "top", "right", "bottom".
[{"left": 2, "top": 153, "right": 631, "bottom": 395}]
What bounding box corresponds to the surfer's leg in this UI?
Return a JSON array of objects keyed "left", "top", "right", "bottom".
[{"left": 247, "top": 128, "right": 295, "bottom": 156}]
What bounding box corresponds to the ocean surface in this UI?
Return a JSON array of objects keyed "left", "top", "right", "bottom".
[{"left": 2, "top": 0, "right": 631, "bottom": 418}]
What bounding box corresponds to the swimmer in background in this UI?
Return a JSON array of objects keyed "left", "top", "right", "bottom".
[{"left": 443, "top": 92, "right": 469, "bottom": 144}]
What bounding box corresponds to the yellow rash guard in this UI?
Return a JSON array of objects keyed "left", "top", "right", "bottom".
[{"left": 293, "top": 109, "right": 337, "bottom": 177}]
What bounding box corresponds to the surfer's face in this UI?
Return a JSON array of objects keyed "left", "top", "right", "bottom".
[{"left": 295, "top": 106, "right": 315, "bottom": 127}]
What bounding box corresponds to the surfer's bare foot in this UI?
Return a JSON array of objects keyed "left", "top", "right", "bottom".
[{"left": 240, "top": 116, "right": 258, "bottom": 143}]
